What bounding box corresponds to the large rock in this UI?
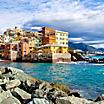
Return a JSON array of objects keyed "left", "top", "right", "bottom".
[
  {"left": 0, "top": 67, "right": 6, "bottom": 74},
  {"left": 0, "top": 78, "right": 8, "bottom": 86},
  {"left": 39, "top": 81, "right": 51, "bottom": 90},
  {"left": 3, "top": 72, "right": 15, "bottom": 80},
  {"left": 32, "top": 89, "right": 44, "bottom": 98},
  {"left": 0, "top": 97, "right": 21, "bottom": 104},
  {"left": 50, "top": 83, "right": 70, "bottom": 95},
  {"left": 95, "top": 94, "right": 104, "bottom": 102},
  {"left": 11, "top": 87, "right": 31, "bottom": 101},
  {"left": 28, "top": 81, "right": 41, "bottom": 93},
  {"left": 7, "top": 67, "right": 24, "bottom": 74},
  {"left": 47, "top": 90, "right": 68, "bottom": 103},
  {"left": 0, "top": 67, "right": 12, "bottom": 74},
  {"left": 0, "top": 90, "right": 13, "bottom": 103},
  {"left": 5, "top": 67, "right": 31, "bottom": 81},
  {"left": 6, "top": 79, "right": 21, "bottom": 90},
  {"left": 0, "top": 86, "right": 3, "bottom": 93},
  {"left": 26, "top": 79, "right": 40, "bottom": 87},
  {"left": 56, "top": 96, "right": 92, "bottom": 104},
  {"left": 28, "top": 98, "right": 51, "bottom": 104},
  {"left": 69, "top": 92, "right": 81, "bottom": 98},
  {"left": 93, "top": 101, "right": 104, "bottom": 104}
]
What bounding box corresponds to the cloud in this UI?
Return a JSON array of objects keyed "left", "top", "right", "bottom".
[
  {"left": 84, "top": 40, "right": 104, "bottom": 44},
  {"left": 69, "top": 38, "right": 85, "bottom": 42},
  {"left": 22, "top": 0, "right": 104, "bottom": 35},
  {"left": 0, "top": 0, "right": 104, "bottom": 48},
  {"left": 90, "top": 44, "right": 104, "bottom": 48},
  {"left": 31, "top": 26, "right": 42, "bottom": 31}
]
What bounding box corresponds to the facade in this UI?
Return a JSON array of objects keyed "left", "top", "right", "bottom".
[
  {"left": 18, "top": 38, "right": 30, "bottom": 61},
  {"left": 38, "top": 44, "right": 68, "bottom": 53},
  {"left": 4, "top": 43, "right": 18, "bottom": 61},
  {"left": 2, "top": 26, "right": 71, "bottom": 63},
  {"left": 42, "top": 27, "right": 56, "bottom": 45},
  {"left": 3, "top": 32, "right": 10, "bottom": 43},
  {"left": 55, "top": 30, "right": 68, "bottom": 47},
  {"left": 0, "top": 44, "right": 5, "bottom": 57},
  {"left": 28, "top": 37, "right": 35, "bottom": 52},
  {"left": 41, "top": 27, "right": 68, "bottom": 47},
  {"left": 38, "top": 44, "right": 71, "bottom": 63}
]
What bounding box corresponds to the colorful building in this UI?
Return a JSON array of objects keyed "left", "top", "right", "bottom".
[
  {"left": 3, "top": 32, "right": 10, "bottom": 43},
  {"left": 55, "top": 30, "right": 68, "bottom": 47},
  {"left": 42, "top": 27, "right": 56, "bottom": 45},
  {"left": 4, "top": 42, "right": 18, "bottom": 61},
  {"left": 2, "top": 26, "right": 71, "bottom": 63},
  {"left": 37, "top": 44, "right": 71, "bottom": 63},
  {"left": 41, "top": 27, "right": 68, "bottom": 47},
  {"left": 18, "top": 38, "right": 30, "bottom": 61}
]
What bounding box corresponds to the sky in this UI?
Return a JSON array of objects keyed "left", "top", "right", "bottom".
[{"left": 0, "top": 0, "right": 104, "bottom": 48}]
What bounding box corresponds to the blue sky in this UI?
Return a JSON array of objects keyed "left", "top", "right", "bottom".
[{"left": 0, "top": 0, "right": 104, "bottom": 48}]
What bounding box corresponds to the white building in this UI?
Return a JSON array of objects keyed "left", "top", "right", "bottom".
[{"left": 55, "top": 30, "right": 68, "bottom": 47}]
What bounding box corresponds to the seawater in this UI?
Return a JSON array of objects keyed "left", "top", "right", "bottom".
[
  {"left": 89, "top": 55, "right": 104, "bottom": 59},
  {"left": 0, "top": 61, "right": 104, "bottom": 99}
]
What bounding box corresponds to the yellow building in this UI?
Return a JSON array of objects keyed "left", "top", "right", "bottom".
[
  {"left": 55, "top": 30, "right": 68, "bottom": 47},
  {"left": 28, "top": 37, "right": 35, "bottom": 52},
  {"left": 38, "top": 44, "right": 68, "bottom": 53},
  {"left": 37, "top": 44, "right": 71, "bottom": 63}
]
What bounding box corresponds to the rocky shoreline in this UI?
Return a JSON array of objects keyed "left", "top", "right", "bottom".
[{"left": 0, "top": 66, "right": 104, "bottom": 104}]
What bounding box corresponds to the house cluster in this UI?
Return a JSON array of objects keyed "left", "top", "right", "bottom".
[{"left": 0, "top": 27, "right": 71, "bottom": 63}]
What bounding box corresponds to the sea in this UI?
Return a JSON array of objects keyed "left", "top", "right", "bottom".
[{"left": 0, "top": 55, "right": 104, "bottom": 100}]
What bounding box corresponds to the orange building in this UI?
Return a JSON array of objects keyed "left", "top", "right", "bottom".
[
  {"left": 4, "top": 43, "right": 18, "bottom": 61},
  {"left": 18, "top": 38, "right": 30, "bottom": 61},
  {"left": 42, "top": 27, "right": 56, "bottom": 45}
]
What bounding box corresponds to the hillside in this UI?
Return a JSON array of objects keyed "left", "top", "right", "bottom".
[{"left": 68, "top": 42, "right": 97, "bottom": 52}]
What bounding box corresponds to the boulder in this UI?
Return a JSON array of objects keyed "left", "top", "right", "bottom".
[
  {"left": 33, "top": 89, "right": 44, "bottom": 98},
  {"left": 6, "top": 67, "right": 31, "bottom": 81},
  {"left": 56, "top": 96, "right": 92, "bottom": 104},
  {"left": 0, "top": 97, "right": 21, "bottom": 104},
  {"left": 50, "top": 83, "right": 70, "bottom": 95},
  {"left": 93, "top": 101, "right": 104, "bottom": 104},
  {"left": 29, "top": 81, "right": 40, "bottom": 93},
  {"left": 54, "top": 90, "right": 68, "bottom": 97},
  {"left": 11, "top": 87, "right": 31, "bottom": 102},
  {"left": 28, "top": 98, "right": 51, "bottom": 104},
  {"left": 3, "top": 72, "right": 15, "bottom": 80},
  {"left": 0, "top": 67, "right": 6, "bottom": 74},
  {"left": 39, "top": 81, "right": 51, "bottom": 90},
  {"left": 0, "top": 90, "right": 13, "bottom": 103},
  {"left": 95, "top": 94, "right": 104, "bottom": 102},
  {"left": 0, "top": 71, "right": 2, "bottom": 75},
  {"left": 69, "top": 92, "right": 81, "bottom": 98},
  {"left": 26, "top": 79, "right": 40, "bottom": 87},
  {"left": 0, "top": 78, "right": 8, "bottom": 86},
  {"left": 7, "top": 67, "right": 24, "bottom": 74},
  {"left": 0, "top": 67, "right": 12, "bottom": 74},
  {"left": 0, "top": 86, "right": 3, "bottom": 93},
  {"left": 47, "top": 90, "right": 68, "bottom": 103},
  {"left": 6, "top": 79, "right": 21, "bottom": 90}
]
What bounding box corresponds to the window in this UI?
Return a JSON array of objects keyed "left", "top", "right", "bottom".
[
  {"left": 59, "top": 51, "right": 61, "bottom": 53},
  {"left": 24, "top": 55, "right": 26, "bottom": 57}
]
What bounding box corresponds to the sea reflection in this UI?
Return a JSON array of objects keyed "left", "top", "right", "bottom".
[{"left": 49, "top": 64, "right": 71, "bottom": 83}]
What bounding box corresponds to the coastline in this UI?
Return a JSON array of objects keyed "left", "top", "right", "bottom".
[{"left": 0, "top": 66, "right": 104, "bottom": 104}]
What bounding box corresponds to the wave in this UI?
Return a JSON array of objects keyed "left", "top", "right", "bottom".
[{"left": 91, "top": 63, "right": 104, "bottom": 66}]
